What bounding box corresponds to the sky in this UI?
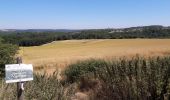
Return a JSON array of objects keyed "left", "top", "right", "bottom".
[{"left": 0, "top": 0, "right": 170, "bottom": 29}]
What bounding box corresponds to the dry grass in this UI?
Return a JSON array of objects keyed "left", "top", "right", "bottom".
[{"left": 19, "top": 39, "right": 170, "bottom": 72}]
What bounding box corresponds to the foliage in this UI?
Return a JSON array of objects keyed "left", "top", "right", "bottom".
[
  {"left": 0, "top": 43, "right": 18, "bottom": 77},
  {"left": 0, "top": 72, "right": 75, "bottom": 100},
  {"left": 64, "top": 59, "right": 107, "bottom": 83},
  {"left": 94, "top": 57, "right": 170, "bottom": 100},
  {"left": 64, "top": 56, "right": 170, "bottom": 100},
  {"left": 1, "top": 32, "right": 65, "bottom": 46},
  {"left": 1, "top": 25, "right": 170, "bottom": 46},
  {"left": 0, "top": 37, "right": 4, "bottom": 43},
  {"left": 1, "top": 56, "right": 170, "bottom": 99}
]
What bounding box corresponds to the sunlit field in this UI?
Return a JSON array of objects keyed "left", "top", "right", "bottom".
[{"left": 20, "top": 39, "right": 170, "bottom": 69}]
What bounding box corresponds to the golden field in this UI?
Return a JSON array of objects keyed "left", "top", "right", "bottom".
[{"left": 19, "top": 39, "right": 170, "bottom": 69}]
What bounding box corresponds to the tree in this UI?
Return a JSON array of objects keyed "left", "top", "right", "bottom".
[
  {"left": 0, "top": 42, "right": 18, "bottom": 77},
  {"left": 0, "top": 37, "right": 4, "bottom": 43}
]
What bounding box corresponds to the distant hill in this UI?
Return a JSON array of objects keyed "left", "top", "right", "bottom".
[
  {"left": 1, "top": 25, "right": 170, "bottom": 46},
  {"left": 0, "top": 29, "right": 81, "bottom": 33},
  {"left": 0, "top": 25, "right": 170, "bottom": 33}
]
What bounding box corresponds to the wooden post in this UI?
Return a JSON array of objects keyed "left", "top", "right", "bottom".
[{"left": 16, "top": 57, "right": 24, "bottom": 100}]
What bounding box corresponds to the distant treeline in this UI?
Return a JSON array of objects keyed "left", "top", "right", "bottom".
[{"left": 1, "top": 25, "right": 170, "bottom": 46}]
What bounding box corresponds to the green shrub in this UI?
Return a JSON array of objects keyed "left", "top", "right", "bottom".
[
  {"left": 64, "top": 59, "right": 107, "bottom": 83},
  {"left": 95, "top": 57, "right": 170, "bottom": 100},
  {"left": 0, "top": 43, "right": 18, "bottom": 77},
  {"left": 64, "top": 56, "right": 170, "bottom": 100}
]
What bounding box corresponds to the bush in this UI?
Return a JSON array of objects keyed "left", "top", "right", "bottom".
[
  {"left": 64, "top": 59, "right": 107, "bottom": 83},
  {"left": 0, "top": 43, "right": 18, "bottom": 77},
  {"left": 64, "top": 56, "right": 170, "bottom": 100},
  {"left": 94, "top": 57, "right": 170, "bottom": 100},
  {"left": 0, "top": 71, "right": 75, "bottom": 100}
]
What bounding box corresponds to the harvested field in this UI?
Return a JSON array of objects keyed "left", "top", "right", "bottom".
[{"left": 19, "top": 39, "right": 170, "bottom": 69}]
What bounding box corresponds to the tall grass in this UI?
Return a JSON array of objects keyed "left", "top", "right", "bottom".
[
  {"left": 0, "top": 71, "right": 75, "bottom": 100},
  {"left": 1, "top": 56, "right": 170, "bottom": 100},
  {"left": 64, "top": 56, "right": 170, "bottom": 100},
  {"left": 64, "top": 59, "right": 107, "bottom": 83}
]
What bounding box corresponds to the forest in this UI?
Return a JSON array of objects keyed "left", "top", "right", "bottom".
[{"left": 0, "top": 25, "right": 170, "bottom": 46}]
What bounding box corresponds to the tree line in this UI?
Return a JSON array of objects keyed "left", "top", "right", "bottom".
[{"left": 0, "top": 25, "right": 170, "bottom": 46}]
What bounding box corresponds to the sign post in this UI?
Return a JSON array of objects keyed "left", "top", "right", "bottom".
[
  {"left": 17, "top": 57, "right": 24, "bottom": 100},
  {"left": 5, "top": 57, "right": 33, "bottom": 100}
]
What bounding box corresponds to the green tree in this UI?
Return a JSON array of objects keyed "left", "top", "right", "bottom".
[
  {"left": 0, "top": 42, "right": 18, "bottom": 77},
  {"left": 0, "top": 37, "right": 3, "bottom": 43}
]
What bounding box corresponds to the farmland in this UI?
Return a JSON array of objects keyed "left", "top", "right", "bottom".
[
  {"left": 20, "top": 39, "right": 170, "bottom": 68},
  {"left": 3, "top": 38, "right": 170, "bottom": 99}
]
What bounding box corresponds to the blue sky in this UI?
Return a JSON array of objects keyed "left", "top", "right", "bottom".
[{"left": 0, "top": 0, "right": 170, "bottom": 29}]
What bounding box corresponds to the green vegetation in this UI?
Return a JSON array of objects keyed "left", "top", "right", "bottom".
[
  {"left": 1, "top": 25, "right": 170, "bottom": 46},
  {"left": 1, "top": 56, "right": 170, "bottom": 99},
  {"left": 64, "top": 56, "right": 170, "bottom": 100},
  {"left": 64, "top": 59, "right": 107, "bottom": 83},
  {"left": 0, "top": 41, "right": 18, "bottom": 77},
  {"left": 0, "top": 37, "right": 3, "bottom": 43},
  {"left": 0, "top": 72, "right": 75, "bottom": 100}
]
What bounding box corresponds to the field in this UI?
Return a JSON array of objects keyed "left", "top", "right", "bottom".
[
  {"left": 2, "top": 39, "right": 170, "bottom": 99},
  {"left": 20, "top": 39, "right": 170, "bottom": 69}
]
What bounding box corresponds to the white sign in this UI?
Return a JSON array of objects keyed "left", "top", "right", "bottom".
[{"left": 5, "top": 64, "right": 33, "bottom": 83}]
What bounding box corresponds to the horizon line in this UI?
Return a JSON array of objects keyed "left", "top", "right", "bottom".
[{"left": 0, "top": 25, "right": 169, "bottom": 30}]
